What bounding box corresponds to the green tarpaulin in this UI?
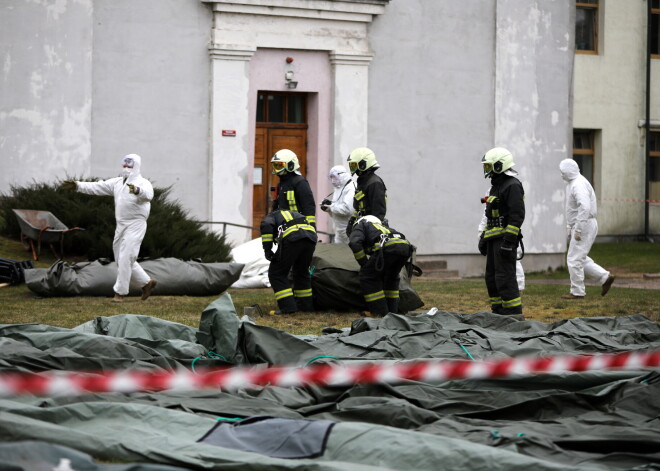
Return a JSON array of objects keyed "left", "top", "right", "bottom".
[{"left": 0, "top": 296, "right": 659, "bottom": 470}]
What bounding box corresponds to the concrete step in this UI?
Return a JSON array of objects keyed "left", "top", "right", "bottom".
[{"left": 414, "top": 260, "right": 460, "bottom": 279}]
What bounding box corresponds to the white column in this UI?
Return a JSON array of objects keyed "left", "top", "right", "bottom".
[
  {"left": 330, "top": 52, "right": 374, "bottom": 164},
  {"left": 208, "top": 44, "right": 256, "bottom": 246}
]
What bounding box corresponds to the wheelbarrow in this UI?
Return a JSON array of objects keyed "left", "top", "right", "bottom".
[{"left": 12, "top": 209, "right": 84, "bottom": 261}]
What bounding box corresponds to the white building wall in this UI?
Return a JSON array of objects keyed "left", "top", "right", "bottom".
[
  {"left": 368, "top": 0, "right": 573, "bottom": 275},
  {"left": 0, "top": 0, "right": 93, "bottom": 185},
  {"left": 0, "top": 0, "right": 212, "bottom": 220}
]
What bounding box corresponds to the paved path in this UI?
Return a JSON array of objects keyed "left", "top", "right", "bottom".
[
  {"left": 525, "top": 274, "right": 660, "bottom": 289},
  {"left": 524, "top": 277, "right": 660, "bottom": 291},
  {"left": 440, "top": 274, "right": 660, "bottom": 290}
]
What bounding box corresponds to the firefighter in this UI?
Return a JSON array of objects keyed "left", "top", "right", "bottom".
[
  {"left": 348, "top": 215, "right": 413, "bottom": 317},
  {"left": 271, "top": 149, "right": 316, "bottom": 228},
  {"left": 479, "top": 147, "right": 525, "bottom": 319},
  {"left": 346, "top": 147, "right": 387, "bottom": 235},
  {"left": 261, "top": 209, "right": 317, "bottom": 315}
]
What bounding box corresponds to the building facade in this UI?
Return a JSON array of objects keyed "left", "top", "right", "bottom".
[
  {"left": 1, "top": 0, "right": 580, "bottom": 276},
  {"left": 572, "top": 0, "right": 660, "bottom": 240}
]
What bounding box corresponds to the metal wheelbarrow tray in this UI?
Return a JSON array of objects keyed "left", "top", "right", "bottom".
[{"left": 12, "top": 209, "right": 84, "bottom": 261}]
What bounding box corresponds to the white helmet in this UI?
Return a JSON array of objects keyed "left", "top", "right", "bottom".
[
  {"left": 347, "top": 147, "right": 379, "bottom": 175},
  {"left": 271, "top": 149, "right": 300, "bottom": 175},
  {"left": 482, "top": 147, "right": 515, "bottom": 178},
  {"left": 358, "top": 215, "right": 381, "bottom": 225}
]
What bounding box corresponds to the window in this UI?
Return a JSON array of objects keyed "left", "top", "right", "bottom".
[
  {"left": 576, "top": 0, "right": 598, "bottom": 53},
  {"left": 652, "top": 0, "right": 660, "bottom": 56},
  {"left": 573, "top": 130, "right": 595, "bottom": 186},
  {"left": 256, "top": 92, "right": 306, "bottom": 124},
  {"left": 650, "top": 131, "right": 660, "bottom": 200}
]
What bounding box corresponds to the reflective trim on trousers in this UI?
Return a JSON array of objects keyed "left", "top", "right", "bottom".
[
  {"left": 502, "top": 297, "right": 522, "bottom": 308},
  {"left": 275, "top": 288, "right": 293, "bottom": 300},
  {"left": 489, "top": 296, "right": 502, "bottom": 306},
  {"left": 294, "top": 288, "right": 312, "bottom": 298},
  {"left": 364, "top": 290, "right": 385, "bottom": 303}
]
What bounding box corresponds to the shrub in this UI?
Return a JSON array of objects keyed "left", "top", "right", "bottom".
[{"left": 0, "top": 180, "right": 231, "bottom": 262}]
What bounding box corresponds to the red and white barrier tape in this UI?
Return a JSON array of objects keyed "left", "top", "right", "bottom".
[{"left": 0, "top": 351, "right": 658, "bottom": 396}]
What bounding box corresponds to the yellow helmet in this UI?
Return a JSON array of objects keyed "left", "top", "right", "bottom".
[
  {"left": 271, "top": 149, "right": 300, "bottom": 175},
  {"left": 347, "top": 147, "right": 379, "bottom": 175},
  {"left": 482, "top": 147, "right": 515, "bottom": 178}
]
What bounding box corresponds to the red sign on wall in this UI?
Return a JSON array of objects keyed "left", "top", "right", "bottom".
[{"left": 222, "top": 130, "right": 236, "bottom": 137}]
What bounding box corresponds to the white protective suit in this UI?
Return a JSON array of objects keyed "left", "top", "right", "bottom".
[
  {"left": 325, "top": 165, "right": 355, "bottom": 244},
  {"left": 478, "top": 199, "right": 525, "bottom": 291},
  {"left": 76, "top": 154, "right": 154, "bottom": 296},
  {"left": 560, "top": 158, "right": 610, "bottom": 296}
]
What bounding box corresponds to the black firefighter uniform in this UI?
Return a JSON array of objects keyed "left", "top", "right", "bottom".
[
  {"left": 348, "top": 218, "right": 412, "bottom": 317},
  {"left": 261, "top": 209, "right": 317, "bottom": 313},
  {"left": 272, "top": 172, "right": 317, "bottom": 228},
  {"left": 346, "top": 168, "right": 387, "bottom": 236},
  {"left": 480, "top": 173, "right": 525, "bottom": 315}
]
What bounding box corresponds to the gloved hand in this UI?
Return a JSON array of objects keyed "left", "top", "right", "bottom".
[
  {"left": 499, "top": 241, "right": 516, "bottom": 260},
  {"left": 264, "top": 250, "right": 274, "bottom": 261},
  {"left": 357, "top": 257, "right": 367, "bottom": 267},
  {"left": 127, "top": 184, "right": 141, "bottom": 195},
  {"left": 60, "top": 180, "right": 77, "bottom": 191},
  {"left": 320, "top": 199, "right": 331, "bottom": 212},
  {"left": 346, "top": 217, "right": 356, "bottom": 237},
  {"left": 574, "top": 231, "right": 582, "bottom": 241},
  {"left": 478, "top": 233, "right": 487, "bottom": 256}
]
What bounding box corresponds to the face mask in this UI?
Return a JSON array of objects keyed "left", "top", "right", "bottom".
[
  {"left": 121, "top": 167, "right": 132, "bottom": 178},
  {"left": 329, "top": 174, "right": 343, "bottom": 187}
]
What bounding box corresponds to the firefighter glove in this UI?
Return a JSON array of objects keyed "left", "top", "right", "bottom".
[
  {"left": 127, "top": 184, "right": 140, "bottom": 195},
  {"left": 574, "top": 231, "right": 582, "bottom": 241},
  {"left": 320, "top": 199, "right": 331, "bottom": 212},
  {"left": 478, "top": 234, "right": 487, "bottom": 256},
  {"left": 358, "top": 257, "right": 367, "bottom": 267},
  {"left": 346, "top": 217, "right": 356, "bottom": 237},
  {"left": 264, "top": 250, "right": 274, "bottom": 261}
]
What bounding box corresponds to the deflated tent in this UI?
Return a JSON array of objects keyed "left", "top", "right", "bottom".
[
  {"left": 0, "top": 300, "right": 659, "bottom": 470},
  {"left": 20, "top": 245, "right": 424, "bottom": 316},
  {"left": 23, "top": 258, "right": 244, "bottom": 297},
  {"left": 310, "top": 243, "right": 423, "bottom": 312}
]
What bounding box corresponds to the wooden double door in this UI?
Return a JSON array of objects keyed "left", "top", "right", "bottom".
[{"left": 252, "top": 125, "right": 307, "bottom": 238}]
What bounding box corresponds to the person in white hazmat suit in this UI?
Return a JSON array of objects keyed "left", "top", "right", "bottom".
[
  {"left": 60, "top": 154, "right": 157, "bottom": 303},
  {"left": 320, "top": 165, "right": 355, "bottom": 244},
  {"left": 559, "top": 158, "right": 615, "bottom": 299}
]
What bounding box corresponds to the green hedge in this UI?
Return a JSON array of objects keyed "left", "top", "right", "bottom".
[{"left": 0, "top": 180, "right": 231, "bottom": 263}]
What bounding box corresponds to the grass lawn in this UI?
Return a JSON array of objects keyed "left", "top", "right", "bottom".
[{"left": 1, "top": 236, "right": 658, "bottom": 335}]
